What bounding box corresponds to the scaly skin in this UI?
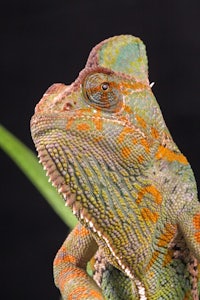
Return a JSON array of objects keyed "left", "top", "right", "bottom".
[{"left": 31, "top": 35, "right": 200, "bottom": 299}]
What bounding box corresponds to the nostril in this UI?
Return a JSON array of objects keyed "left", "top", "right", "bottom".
[{"left": 63, "top": 102, "right": 73, "bottom": 111}]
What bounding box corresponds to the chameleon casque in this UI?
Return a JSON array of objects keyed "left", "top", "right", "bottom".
[{"left": 31, "top": 35, "right": 200, "bottom": 299}]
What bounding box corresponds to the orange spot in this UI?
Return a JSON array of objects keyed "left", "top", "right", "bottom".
[
  {"left": 193, "top": 212, "right": 200, "bottom": 241},
  {"left": 117, "top": 127, "right": 135, "bottom": 143},
  {"left": 94, "top": 119, "right": 103, "bottom": 131},
  {"left": 77, "top": 123, "right": 90, "bottom": 131},
  {"left": 137, "top": 155, "right": 144, "bottom": 164},
  {"left": 148, "top": 271, "right": 155, "bottom": 278},
  {"left": 93, "top": 111, "right": 103, "bottom": 131},
  {"left": 136, "top": 115, "right": 146, "bottom": 128},
  {"left": 132, "top": 138, "right": 138, "bottom": 144},
  {"left": 155, "top": 145, "right": 188, "bottom": 165},
  {"left": 136, "top": 185, "right": 162, "bottom": 205},
  {"left": 54, "top": 253, "right": 77, "bottom": 266},
  {"left": 157, "top": 223, "right": 177, "bottom": 247},
  {"left": 93, "top": 136, "right": 104, "bottom": 143},
  {"left": 131, "top": 82, "right": 148, "bottom": 90},
  {"left": 66, "top": 118, "right": 74, "bottom": 130},
  {"left": 89, "top": 290, "right": 103, "bottom": 299},
  {"left": 58, "top": 266, "right": 88, "bottom": 291},
  {"left": 141, "top": 207, "right": 159, "bottom": 223},
  {"left": 121, "top": 146, "right": 132, "bottom": 158},
  {"left": 124, "top": 105, "right": 133, "bottom": 113},
  {"left": 194, "top": 232, "right": 200, "bottom": 243},
  {"left": 140, "top": 138, "right": 150, "bottom": 153},
  {"left": 151, "top": 127, "right": 159, "bottom": 139},
  {"left": 80, "top": 108, "right": 94, "bottom": 114},
  {"left": 193, "top": 213, "right": 200, "bottom": 229},
  {"left": 121, "top": 81, "right": 148, "bottom": 94},
  {"left": 66, "top": 108, "right": 91, "bottom": 130},
  {"left": 146, "top": 251, "right": 159, "bottom": 271},
  {"left": 74, "top": 225, "right": 90, "bottom": 237},
  {"left": 162, "top": 249, "right": 173, "bottom": 266},
  {"left": 118, "top": 115, "right": 130, "bottom": 123},
  {"left": 68, "top": 286, "right": 102, "bottom": 300}
]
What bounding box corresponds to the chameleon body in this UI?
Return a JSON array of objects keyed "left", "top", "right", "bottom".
[{"left": 31, "top": 35, "right": 200, "bottom": 299}]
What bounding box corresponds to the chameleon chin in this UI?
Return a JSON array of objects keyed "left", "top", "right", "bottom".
[{"left": 31, "top": 35, "right": 200, "bottom": 300}]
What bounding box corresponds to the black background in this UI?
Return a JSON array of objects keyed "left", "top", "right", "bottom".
[{"left": 1, "top": 1, "right": 200, "bottom": 299}]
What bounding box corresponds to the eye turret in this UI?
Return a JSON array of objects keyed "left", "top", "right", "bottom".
[{"left": 82, "top": 72, "right": 123, "bottom": 112}]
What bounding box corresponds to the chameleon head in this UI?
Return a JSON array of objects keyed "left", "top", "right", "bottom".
[{"left": 31, "top": 35, "right": 166, "bottom": 241}]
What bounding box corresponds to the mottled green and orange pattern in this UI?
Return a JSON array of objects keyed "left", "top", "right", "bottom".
[{"left": 31, "top": 35, "right": 200, "bottom": 299}]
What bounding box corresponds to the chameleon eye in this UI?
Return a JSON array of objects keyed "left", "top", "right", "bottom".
[{"left": 82, "top": 72, "right": 123, "bottom": 112}]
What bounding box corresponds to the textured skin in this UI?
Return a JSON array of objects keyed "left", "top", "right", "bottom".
[{"left": 31, "top": 35, "right": 200, "bottom": 299}]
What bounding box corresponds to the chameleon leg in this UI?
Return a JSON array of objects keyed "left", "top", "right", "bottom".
[
  {"left": 100, "top": 264, "right": 138, "bottom": 300},
  {"left": 53, "top": 222, "right": 104, "bottom": 300},
  {"left": 93, "top": 249, "right": 138, "bottom": 300}
]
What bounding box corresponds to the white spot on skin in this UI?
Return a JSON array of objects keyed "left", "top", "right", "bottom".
[
  {"left": 58, "top": 187, "right": 63, "bottom": 194},
  {"left": 80, "top": 212, "right": 84, "bottom": 219},
  {"left": 72, "top": 205, "right": 77, "bottom": 214},
  {"left": 97, "top": 230, "right": 102, "bottom": 237},
  {"left": 89, "top": 221, "right": 94, "bottom": 228},
  {"left": 51, "top": 181, "right": 57, "bottom": 187}
]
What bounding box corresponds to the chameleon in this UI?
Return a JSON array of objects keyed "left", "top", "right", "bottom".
[{"left": 30, "top": 35, "right": 200, "bottom": 299}]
